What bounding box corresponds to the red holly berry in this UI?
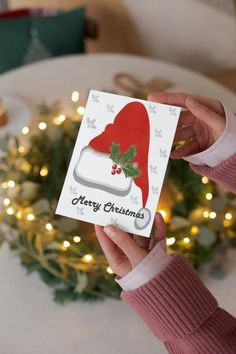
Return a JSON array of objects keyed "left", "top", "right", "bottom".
[
  {"left": 111, "top": 170, "right": 116, "bottom": 175},
  {"left": 116, "top": 168, "right": 122, "bottom": 174},
  {"left": 112, "top": 164, "right": 117, "bottom": 170}
]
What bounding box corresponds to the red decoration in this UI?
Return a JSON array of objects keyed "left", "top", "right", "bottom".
[{"left": 89, "top": 102, "right": 150, "bottom": 207}]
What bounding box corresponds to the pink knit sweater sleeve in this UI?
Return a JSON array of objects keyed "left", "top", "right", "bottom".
[{"left": 121, "top": 152, "right": 236, "bottom": 354}]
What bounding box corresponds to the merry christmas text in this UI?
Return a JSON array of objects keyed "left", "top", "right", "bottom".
[{"left": 71, "top": 195, "right": 144, "bottom": 219}]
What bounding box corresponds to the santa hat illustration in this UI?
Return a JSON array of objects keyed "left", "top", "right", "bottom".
[{"left": 73, "top": 101, "right": 151, "bottom": 229}]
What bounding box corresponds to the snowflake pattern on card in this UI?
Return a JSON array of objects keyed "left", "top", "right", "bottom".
[{"left": 86, "top": 118, "right": 97, "bottom": 129}]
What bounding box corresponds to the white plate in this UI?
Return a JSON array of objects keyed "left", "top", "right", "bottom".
[{"left": 0, "top": 95, "right": 31, "bottom": 139}]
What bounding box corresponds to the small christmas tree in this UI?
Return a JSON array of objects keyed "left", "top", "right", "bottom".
[{"left": 23, "top": 28, "right": 52, "bottom": 64}]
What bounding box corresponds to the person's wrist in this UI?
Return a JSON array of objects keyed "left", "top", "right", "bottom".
[{"left": 116, "top": 241, "right": 171, "bottom": 291}]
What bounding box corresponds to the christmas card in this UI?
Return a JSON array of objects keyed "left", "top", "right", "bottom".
[{"left": 56, "top": 90, "right": 180, "bottom": 237}]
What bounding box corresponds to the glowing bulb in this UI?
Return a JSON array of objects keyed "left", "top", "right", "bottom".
[
  {"left": 203, "top": 210, "right": 209, "bottom": 218},
  {"left": 159, "top": 209, "right": 167, "bottom": 218},
  {"left": 107, "top": 266, "right": 113, "bottom": 274},
  {"left": 18, "top": 146, "right": 25, "bottom": 154},
  {"left": 38, "top": 122, "right": 47, "bottom": 130},
  {"left": 71, "top": 90, "right": 80, "bottom": 102},
  {"left": 83, "top": 254, "right": 93, "bottom": 263},
  {"left": 21, "top": 161, "right": 31, "bottom": 173},
  {"left": 206, "top": 193, "right": 213, "bottom": 200},
  {"left": 225, "top": 212, "right": 232, "bottom": 220},
  {"left": 166, "top": 237, "right": 176, "bottom": 246},
  {"left": 8, "top": 180, "right": 15, "bottom": 188},
  {"left": 209, "top": 211, "right": 217, "bottom": 219},
  {"left": 40, "top": 166, "right": 48, "bottom": 177},
  {"left": 53, "top": 114, "right": 66, "bottom": 125},
  {"left": 183, "top": 237, "right": 190, "bottom": 244},
  {"left": 63, "top": 240, "right": 70, "bottom": 248},
  {"left": 6, "top": 207, "right": 14, "bottom": 215},
  {"left": 202, "top": 176, "right": 209, "bottom": 184},
  {"left": 22, "top": 126, "right": 29, "bottom": 135},
  {"left": 27, "top": 213, "right": 35, "bottom": 221},
  {"left": 16, "top": 211, "right": 22, "bottom": 219},
  {"left": 77, "top": 106, "right": 85, "bottom": 115},
  {"left": 3, "top": 198, "right": 10, "bottom": 206},
  {"left": 73, "top": 236, "right": 81, "bottom": 243},
  {"left": 45, "top": 223, "right": 53, "bottom": 231},
  {"left": 190, "top": 226, "right": 199, "bottom": 235},
  {"left": 1, "top": 182, "right": 8, "bottom": 189}
]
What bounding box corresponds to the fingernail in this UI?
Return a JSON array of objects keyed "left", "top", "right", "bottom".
[
  {"left": 186, "top": 97, "right": 199, "bottom": 108},
  {"left": 147, "top": 93, "right": 156, "bottom": 101},
  {"left": 103, "top": 225, "right": 116, "bottom": 238}
]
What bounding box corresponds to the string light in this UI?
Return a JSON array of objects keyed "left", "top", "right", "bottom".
[
  {"left": 73, "top": 236, "right": 81, "bottom": 243},
  {"left": 18, "top": 146, "right": 25, "bottom": 154},
  {"left": 6, "top": 207, "right": 14, "bottom": 215},
  {"left": 205, "top": 193, "right": 213, "bottom": 200},
  {"left": 71, "top": 91, "right": 80, "bottom": 102},
  {"left": 63, "top": 240, "right": 70, "bottom": 248},
  {"left": 38, "top": 122, "right": 47, "bottom": 130},
  {"left": 107, "top": 267, "right": 113, "bottom": 274},
  {"left": 159, "top": 209, "right": 167, "bottom": 218},
  {"left": 16, "top": 211, "right": 22, "bottom": 219},
  {"left": 77, "top": 106, "right": 85, "bottom": 115},
  {"left": 21, "top": 161, "right": 31, "bottom": 173},
  {"left": 209, "top": 211, "right": 217, "bottom": 219},
  {"left": 203, "top": 210, "right": 209, "bottom": 218},
  {"left": 202, "top": 176, "right": 209, "bottom": 184},
  {"left": 27, "top": 213, "right": 35, "bottom": 221},
  {"left": 3, "top": 198, "right": 10, "bottom": 206},
  {"left": 159, "top": 209, "right": 169, "bottom": 221},
  {"left": 190, "top": 226, "right": 199, "bottom": 235},
  {"left": 1, "top": 181, "right": 8, "bottom": 189},
  {"left": 225, "top": 212, "right": 233, "bottom": 220},
  {"left": 183, "top": 237, "right": 190, "bottom": 244},
  {"left": 166, "top": 237, "right": 176, "bottom": 246},
  {"left": 22, "top": 126, "right": 29, "bottom": 135},
  {"left": 83, "top": 254, "right": 93, "bottom": 263},
  {"left": 8, "top": 180, "right": 15, "bottom": 188},
  {"left": 45, "top": 223, "right": 53, "bottom": 231},
  {"left": 53, "top": 114, "right": 66, "bottom": 125},
  {"left": 40, "top": 166, "right": 48, "bottom": 177}
]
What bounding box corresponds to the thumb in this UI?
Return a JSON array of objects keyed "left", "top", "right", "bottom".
[
  {"left": 149, "top": 213, "right": 167, "bottom": 250},
  {"left": 186, "top": 97, "right": 225, "bottom": 140}
]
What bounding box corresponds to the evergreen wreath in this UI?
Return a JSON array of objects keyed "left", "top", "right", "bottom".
[{"left": 0, "top": 100, "right": 236, "bottom": 303}]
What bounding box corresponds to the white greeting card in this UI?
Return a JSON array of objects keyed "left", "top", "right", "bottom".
[{"left": 56, "top": 90, "right": 180, "bottom": 237}]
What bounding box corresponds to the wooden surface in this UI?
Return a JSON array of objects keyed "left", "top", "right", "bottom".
[{"left": 209, "top": 69, "right": 236, "bottom": 94}]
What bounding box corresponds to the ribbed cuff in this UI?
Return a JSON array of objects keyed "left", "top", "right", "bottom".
[
  {"left": 121, "top": 254, "right": 218, "bottom": 341},
  {"left": 190, "top": 152, "right": 236, "bottom": 195},
  {"left": 165, "top": 308, "right": 236, "bottom": 354}
]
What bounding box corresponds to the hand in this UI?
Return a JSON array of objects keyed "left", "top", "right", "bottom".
[
  {"left": 94, "top": 213, "right": 166, "bottom": 278},
  {"left": 148, "top": 92, "right": 226, "bottom": 159}
]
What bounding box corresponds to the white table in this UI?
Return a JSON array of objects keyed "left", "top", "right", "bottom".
[{"left": 0, "top": 54, "right": 236, "bottom": 354}]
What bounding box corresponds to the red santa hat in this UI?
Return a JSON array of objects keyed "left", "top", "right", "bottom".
[{"left": 89, "top": 101, "right": 150, "bottom": 207}]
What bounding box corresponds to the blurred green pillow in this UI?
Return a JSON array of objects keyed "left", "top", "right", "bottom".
[{"left": 0, "top": 7, "right": 85, "bottom": 73}]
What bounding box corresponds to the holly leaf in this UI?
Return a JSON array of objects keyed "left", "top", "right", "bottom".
[
  {"left": 109, "top": 142, "right": 141, "bottom": 179},
  {"left": 109, "top": 143, "right": 121, "bottom": 164},
  {"left": 122, "top": 164, "right": 141, "bottom": 179},
  {"left": 122, "top": 146, "right": 137, "bottom": 164}
]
